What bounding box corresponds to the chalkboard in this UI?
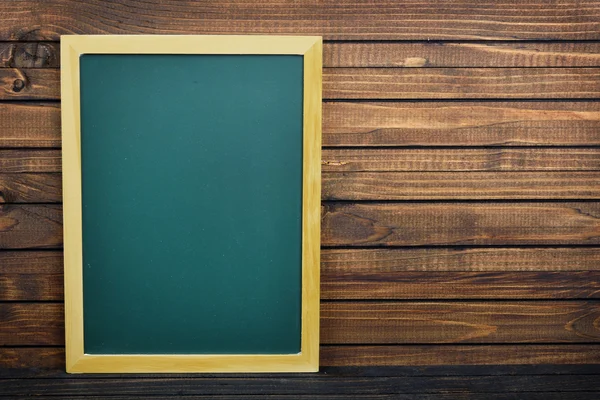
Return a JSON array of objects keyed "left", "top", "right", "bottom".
[{"left": 61, "top": 35, "right": 322, "bottom": 373}]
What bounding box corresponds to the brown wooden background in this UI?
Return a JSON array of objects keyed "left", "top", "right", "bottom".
[{"left": 1, "top": 1, "right": 600, "bottom": 398}]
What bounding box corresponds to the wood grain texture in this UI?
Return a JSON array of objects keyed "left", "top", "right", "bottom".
[
  {"left": 0, "top": 251, "right": 63, "bottom": 300},
  {"left": 322, "top": 271, "right": 600, "bottom": 300},
  {"left": 2, "top": 1, "right": 599, "bottom": 41},
  {"left": 0, "top": 205, "right": 62, "bottom": 249},
  {"left": 322, "top": 149, "right": 600, "bottom": 172},
  {"left": 0, "top": 173, "right": 62, "bottom": 203},
  {"left": 321, "top": 302, "right": 600, "bottom": 344},
  {"left": 0, "top": 103, "right": 60, "bottom": 148},
  {"left": 0, "top": 150, "right": 61, "bottom": 172},
  {"left": 0, "top": 42, "right": 59, "bottom": 68},
  {"left": 323, "top": 172, "right": 600, "bottom": 200},
  {"left": 321, "top": 345, "right": 600, "bottom": 366},
  {"left": 5, "top": 302, "right": 599, "bottom": 346},
  {"left": 324, "top": 68, "right": 600, "bottom": 99},
  {"left": 5, "top": 41, "right": 600, "bottom": 69},
  {"left": 322, "top": 248, "right": 600, "bottom": 272},
  {"left": 0, "top": 250, "right": 62, "bottom": 272},
  {"left": 0, "top": 348, "right": 64, "bottom": 377},
  {"left": 323, "top": 102, "right": 600, "bottom": 147},
  {"left": 0, "top": 372, "right": 599, "bottom": 396},
  {"left": 0, "top": 272, "right": 63, "bottom": 300},
  {"left": 0, "top": 68, "right": 59, "bottom": 100},
  {"left": 2, "top": 355, "right": 600, "bottom": 379},
  {"left": 0, "top": 303, "right": 63, "bottom": 346},
  {"left": 321, "top": 202, "right": 600, "bottom": 246},
  {"left": 322, "top": 248, "right": 600, "bottom": 299},
  {"left": 325, "top": 42, "right": 600, "bottom": 68}
]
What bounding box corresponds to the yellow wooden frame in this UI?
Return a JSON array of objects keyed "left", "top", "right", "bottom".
[{"left": 61, "top": 35, "right": 322, "bottom": 373}]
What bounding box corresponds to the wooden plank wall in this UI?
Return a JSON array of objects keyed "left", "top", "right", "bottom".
[{"left": 1, "top": 0, "right": 600, "bottom": 398}]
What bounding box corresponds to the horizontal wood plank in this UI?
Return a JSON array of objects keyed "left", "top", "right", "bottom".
[
  {"left": 4, "top": 302, "right": 599, "bottom": 346},
  {"left": 0, "top": 348, "right": 64, "bottom": 377},
  {"left": 7, "top": 68, "right": 600, "bottom": 100},
  {"left": 0, "top": 205, "right": 62, "bottom": 249},
  {"left": 0, "top": 303, "right": 63, "bottom": 346},
  {"left": 0, "top": 373, "right": 599, "bottom": 396},
  {"left": 5, "top": 42, "right": 600, "bottom": 69},
  {"left": 0, "top": 251, "right": 63, "bottom": 300},
  {"left": 322, "top": 149, "right": 600, "bottom": 172},
  {"left": 323, "top": 102, "right": 600, "bottom": 147},
  {"left": 3, "top": 250, "right": 599, "bottom": 301},
  {"left": 0, "top": 103, "right": 60, "bottom": 148},
  {"left": 0, "top": 272, "right": 62, "bottom": 300},
  {"left": 322, "top": 202, "right": 600, "bottom": 246},
  {"left": 322, "top": 270, "right": 600, "bottom": 300},
  {"left": 0, "top": 250, "right": 63, "bottom": 273},
  {"left": 321, "top": 345, "right": 600, "bottom": 366},
  {"left": 2, "top": 1, "right": 599, "bottom": 41},
  {"left": 325, "top": 42, "right": 600, "bottom": 68},
  {"left": 0, "top": 150, "right": 61, "bottom": 173},
  {"left": 321, "top": 302, "right": 600, "bottom": 344},
  {"left": 2, "top": 102, "right": 600, "bottom": 148},
  {"left": 0, "top": 173, "right": 61, "bottom": 203},
  {"left": 0, "top": 68, "right": 58, "bottom": 100},
  {"left": 323, "top": 248, "right": 600, "bottom": 272},
  {"left": 323, "top": 172, "right": 600, "bottom": 200},
  {"left": 322, "top": 248, "right": 600, "bottom": 299},
  {"left": 324, "top": 68, "right": 600, "bottom": 99}
]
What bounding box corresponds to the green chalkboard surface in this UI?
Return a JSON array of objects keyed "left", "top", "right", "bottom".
[{"left": 79, "top": 54, "right": 303, "bottom": 354}]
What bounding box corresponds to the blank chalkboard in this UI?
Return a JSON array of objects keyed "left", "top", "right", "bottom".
[
  {"left": 79, "top": 54, "right": 303, "bottom": 355},
  {"left": 62, "top": 35, "right": 321, "bottom": 373}
]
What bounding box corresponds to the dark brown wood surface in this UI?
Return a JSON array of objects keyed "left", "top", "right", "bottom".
[
  {"left": 2, "top": 1, "right": 599, "bottom": 41},
  {"left": 1, "top": 370, "right": 599, "bottom": 396},
  {"left": 1, "top": 1, "right": 599, "bottom": 398},
  {"left": 325, "top": 42, "right": 600, "bottom": 68},
  {"left": 322, "top": 149, "right": 600, "bottom": 172},
  {"left": 323, "top": 172, "right": 600, "bottom": 200},
  {"left": 0, "top": 68, "right": 59, "bottom": 100},
  {"left": 0, "top": 173, "right": 61, "bottom": 203},
  {"left": 323, "top": 102, "right": 600, "bottom": 147},
  {"left": 321, "top": 202, "right": 600, "bottom": 246},
  {"left": 324, "top": 68, "right": 600, "bottom": 99}
]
